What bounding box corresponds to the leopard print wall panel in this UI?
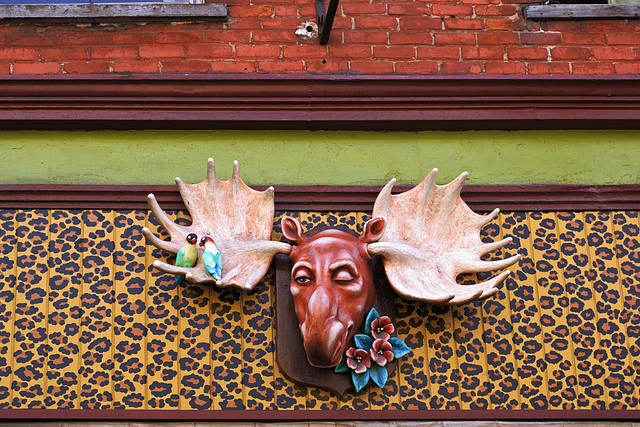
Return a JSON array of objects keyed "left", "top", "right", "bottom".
[{"left": 0, "top": 209, "right": 638, "bottom": 411}]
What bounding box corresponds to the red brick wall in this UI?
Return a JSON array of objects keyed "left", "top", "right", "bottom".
[{"left": 0, "top": 0, "right": 639, "bottom": 75}]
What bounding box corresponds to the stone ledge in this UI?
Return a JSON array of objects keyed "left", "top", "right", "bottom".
[
  {"left": 0, "top": 2, "right": 227, "bottom": 22},
  {"left": 525, "top": 4, "right": 640, "bottom": 19}
]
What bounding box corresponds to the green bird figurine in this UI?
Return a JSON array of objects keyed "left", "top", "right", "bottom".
[
  {"left": 200, "top": 236, "right": 222, "bottom": 281},
  {"left": 175, "top": 233, "right": 198, "bottom": 284}
]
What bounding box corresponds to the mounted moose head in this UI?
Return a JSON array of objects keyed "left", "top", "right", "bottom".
[{"left": 144, "top": 159, "right": 521, "bottom": 370}]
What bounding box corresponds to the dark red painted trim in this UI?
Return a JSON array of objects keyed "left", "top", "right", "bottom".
[
  {"left": 0, "top": 183, "right": 638, "bottom": 211},
  {"left": 0, "top": 74, "right": 639, "bottom": 130},
  {"left": 1, "top": 409, "right": 640, "bottom": 421}
]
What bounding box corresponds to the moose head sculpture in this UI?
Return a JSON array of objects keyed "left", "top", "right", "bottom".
[{"left": 144, "top": 159, "right": 521, "bottom": 370}]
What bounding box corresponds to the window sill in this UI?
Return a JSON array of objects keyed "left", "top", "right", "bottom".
[
  {"left": 0, "top": 2, "right": 227, "bottom": 22},
  {"left": 525, "top": 4, "right": 640, "bottom": 19}
]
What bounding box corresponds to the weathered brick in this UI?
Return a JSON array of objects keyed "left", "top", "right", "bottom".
[
  {"left": 485, "top": 61, "right": 526, "bottom": 74},
  {"left": 210, "top": 60, "right": 257, "bottom": 73},
  {"left": 540, "top": 21, "right": 583, "bottom": 32},
  {"left": 395, "top": 61, "right": 438, "bottom": 74},
  {"left": 550, "top": 46, "right": 592, "bottom": 61},
  {"left": 439, "top": 61, "right": 483, "bottom": 74},
  {"left": 434, "top": 32, "right": 476, "bottom": 45},
  {"left": 373, "top": 46, "right": 416, "bottom": 59},
  {"left": 274, "top": 5, "right": 297, "bottom": 16},
  {"left": 571, "top": 62, "right": 613, "bottom": 75},
  {"left": 350, "top": 60, "right": 394, "bottom": 73},
  {"left": 161, "top": 60, "right": 211, "bottom": 73},
  {"left": 477, "top": 32, "right": 519, "bottom": 45},
  {"left": 563, "top": 32, "right": 605, "bottom": 45},
  {"left": 91, "top": 47, "right": 138, "bottom": 60},
  {"left": 258, "top": 60, "right": 304, "bottom": 73},
  {"left": 389, "top": 32, "right": 432, "bottom": 45},
  {"left": 230, "top": 5, "right": 273, "bottom": 17},
  {"left": 527, "top": 62, "right": 570, "bottom": 74},
  {"left": 139, "top": 45, "right": 185, "bottom": 59},
  {"left": 461, "top": 46, "right": 504, "bottom": 60},
  {"left": 345, "top": 31, "right": 389, "bottom": 45},
  {"left": 283, "top": 45, "right": 329, "bottom": 59},
  {"left": 262, "top": 18, "right": 312, "bottom": 29},
  {"left": 354, "top": 16, "right": 398, "bottom": 30},
  {"left": 235, "top": 45, "right": 282, "bottom": 58},
  {"left": 306, "top": 59, "right": 350, "bottom": 73},
  {"left": 113, "top": 61, "right": 160, "bottom": 73},
  {"left": 432, "top": 4, "right": 473, "bottom": 16},
  {"left": 205, "top": 30, "right": 252, "bottom": 44},
  {"left": 417, "top": 46, "right": 460, "bottom": 60},
  {"left": 186, "top": 44, "right": 235, "bottom": 58},
  {"left": 485, "top": 18, "right": 524, "bottom": 31},
  {"left": 0, "top": 48, "right": 38, "bottom": 61},
  {"left": 402, "top": 17, "right": 442, "bottom": 31},
  {"left": 606, "top": 33, "right": 640, "bottom": 46},
  {"left": 40, "top": 48, "right": 90, "bottom": 61},
  {"left": 225, "top": 17, "right": 262, "bottom": 30},
  {"left": 388, "top": 3, "right": 430, "bottom": 15},
  {"left": 507, "top": 46, "right": 548, "bottom": 60},
  {"left": 475, "top": 5, "right": 517, "bottom": 16},
  {"left": 154, "top": 32, "right": 203, "bottom": 44},
  {"left": 341, "top": 3, "right": 387, "bottom": 15},
  {"left": 12, "top": 62, "right": 60, "bottom": 74},
  {"left": 62, "top": 61, "right": 111, "bottom": 74},
  {"left": 253, "top": 30, "right": 298, "bottom": 44},
  {"left": 591, "top": 47, "right": 635, "bottom": 61},
  {"left": 444, "top": 18, "right": 484, "bottom": 30},
  {"left": 613, "top": 62, "right": 640, "bottom": 74},
  {"left": 328, "top": 45, "right": 372, "bottom": 59},
  {"left": 584, "top": 20, "right": 628, "bottom": 33},
  {"left": 520, "top": 32, "right": 561, "bottom": 45},
  {"left": 0, "top": 62, "right": 10, "bottom": 74}
]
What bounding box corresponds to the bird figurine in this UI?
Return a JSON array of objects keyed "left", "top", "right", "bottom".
[
  {"left": 175, "top": 233, "right": 198, "bottom": 284},
  {"left": 200, "top": 236, "right": 222, "bottom": 281}
]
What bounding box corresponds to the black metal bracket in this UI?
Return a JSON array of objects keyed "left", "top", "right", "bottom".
[{"left": 316, "top": 0, "right": 339, "bottom": 44}]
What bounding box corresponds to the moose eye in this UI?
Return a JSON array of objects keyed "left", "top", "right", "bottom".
[
  {"left": 333, "top": 269, "right": 355, "bottom": 283},
  {"left": 294, "top": 275, "right": 312, "bottom": 285}
]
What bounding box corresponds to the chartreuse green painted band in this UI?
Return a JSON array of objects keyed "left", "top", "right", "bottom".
[{"left": 0, "top": 130, "right": 637, "bottom": 185}]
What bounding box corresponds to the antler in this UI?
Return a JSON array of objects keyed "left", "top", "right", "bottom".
[
  {"left": 143, "top": 159, "right": 291, "bottom": 290},
  {"left": 368, "top": 169, "right": 521, "bottom": 305}
]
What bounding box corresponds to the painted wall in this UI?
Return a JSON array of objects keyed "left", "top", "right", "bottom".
[
  {"left": 1, "top": 208, "right": 638, "bottom": 411},
  {"left": 0, "top": 130, "right": 638, "bottom": 185},
  {"left": 0, "top": 1, "right": 639, "bottom": 75}
]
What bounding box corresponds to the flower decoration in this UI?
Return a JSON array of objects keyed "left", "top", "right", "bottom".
[
  {"left": 346, "top": 348, "right": 371, "bottom": 374},
  {"left": 370, "top": 338, "right": 394, "bottom": 367},
  {"left": 370, "top": 316, "right": 394, "bottom": 341},
  {"left": 335, "top": 308, "right": 411, "bottom": 392}
]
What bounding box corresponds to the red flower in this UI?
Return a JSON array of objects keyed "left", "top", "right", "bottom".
[
  {"left": 346, "top": 347, "right": 371, "bottom": 374},
  {"left": 369, "top": 338, "right": 394, "bottom": 367},
  {"left": 371, "top": 316, "right": 394, "bottom": 341}
]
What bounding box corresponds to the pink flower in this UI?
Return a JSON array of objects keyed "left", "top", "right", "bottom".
[
  {"left": 369, "top": 338, "right": 394, "bottom": 367},
  {"left": 346, "top": 347, "right": 371, "bottom": 374},
  {"left": 371, "top": 316, "right": 394, "bottom": 341}
]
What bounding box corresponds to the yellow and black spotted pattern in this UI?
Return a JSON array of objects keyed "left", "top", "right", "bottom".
[{"left": 0, "top": 209, "right": 638, "bottom": 411}]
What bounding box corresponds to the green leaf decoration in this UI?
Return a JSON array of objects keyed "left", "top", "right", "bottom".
[
  {"left": 364, "top": 307, "right": 380, "bottom": 336},
  {"left": 351, "top": 369, "right": 370, "bottom": 393},
  {"left": 369, "top": 364, "right": 388, "bottom": 388},
  {"left": 334, "top": 355, "right": 349, "bottom": 373},
  {"left": 388, "top": 337, "right": 411, "bottom": 358},
  {"left": 354, "top": 334, "right": 374, "bottom": 350}
]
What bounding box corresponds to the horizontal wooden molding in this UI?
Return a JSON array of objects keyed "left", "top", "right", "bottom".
[
  {"left": 1, "top": 408, "right": 640, "bottom": 421},
  {"left": 0, "top": 75, "right": 639, "bottom": 130},
  {"left": 0, "top": 183, "right": 638, "bottom": 211}
]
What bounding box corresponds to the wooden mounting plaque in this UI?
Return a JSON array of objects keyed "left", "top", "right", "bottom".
[{"left": 275, "top": 253, "right": 398, "bottom": 396}]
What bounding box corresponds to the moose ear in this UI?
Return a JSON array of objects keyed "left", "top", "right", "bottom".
[
  {"left": 281, "top": 216, "right": 304, "bottom": 244},
  {"left": 361, "top": 217, "right": 386, "bottom": 243}
]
